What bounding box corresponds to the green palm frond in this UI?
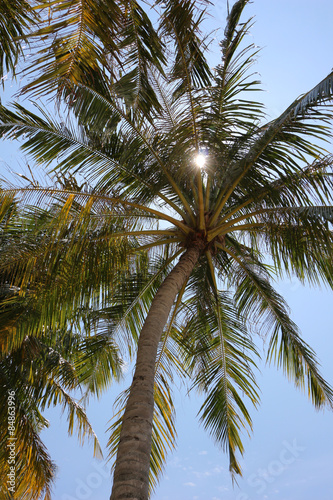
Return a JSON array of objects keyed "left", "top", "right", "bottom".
[
  {"left": 113, "top": 1, "right": 165, "bottom": 116},
  {"left": 0, "top": 192, "right": 134, "bottom": 352},
  {"left": 0, "top": 0, "right": 39, "bottom": 81},
  {"left": 41, "top": 380, "right": 103, "bottom": 457},
  {"left": 0, "top": 336, "right": 69, "bottom": 499},
  {"left": 209, "top": 0, "right": 264, "bottom": 135},
  {"left": 0, "top": 300, "right": 122, "bottom": 497},
  {"left": 22, "top": 0, "right": 123, "bottom": 98},
  {"left": 227, "top": 247, "right": 333, "bottom": 408},
  {"left": 0, "top": 100, "right": 196, "bottom": 220},
  {"left": 159, "top": 0, "right": 212, "bottom": 91},
  {"left": 68, "top": 83, "right": 195, "bottom": 216},
  {"left": 0, "top": 380, "right": 56, "bottom": 500},
  {"left": 210, "top": 71, "right": 333, "bottom": 224},
  {"left": 101, "top": 248, "right": 184, "bottom": 351},
  {"left": 0, "top": 405, "right": 56, "bottom": 500},
  {"left": 0, "top": 103, "right": 162, "bottom": 205},
  {"left": 219, "top": 203, "right": 333, "bottom": 286},
  {"left": 178, "top": 285, "right": 260, "bottom": 477},
  {"left": 70, "top": 332, "right": 123, "bottom": 400},
  {"left": 22, "top": 0, "right": 168, "bottom": 109},
  {"left": 231, "top": 154, "right": 333, "bottom": 212}
]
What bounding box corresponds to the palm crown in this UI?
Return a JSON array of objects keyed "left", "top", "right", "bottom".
[{"left": 1, "top": 0, "right": 333, "bottom": 499}]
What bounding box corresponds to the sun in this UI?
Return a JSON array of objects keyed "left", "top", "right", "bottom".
[{"left": 194, "top": 153, "right": 206, "bottom": 169}]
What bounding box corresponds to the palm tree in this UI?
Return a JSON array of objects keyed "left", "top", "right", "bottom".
[
  {"left": 0, "top": 193, "right": 129, "bottom": 499},
  {"left": 1, "top": 1, "right": 333, "bottom": 499}
]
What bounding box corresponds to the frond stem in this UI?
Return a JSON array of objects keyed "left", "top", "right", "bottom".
[
  {"left": 135, "top": 238, "right": 183, "bottom": 252},
  {"left": 3, "top": 187, "right": 192, "bottom": 234},
  {"left": 77, "top": 84, "right": 196, "bottom": 221}
]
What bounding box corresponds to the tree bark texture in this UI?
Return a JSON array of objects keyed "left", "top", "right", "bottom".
[{"left": 110, "top": 246, "right": 201, "bottom": 500}]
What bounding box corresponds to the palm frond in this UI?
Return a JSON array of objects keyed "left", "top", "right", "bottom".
[
  {"left": 178, "top": 283, "right": 260, "bottom": 477},
  {"left": 113, "top": 1, "right": 165, "bottom": 117},
  {"left": 22, "top": 0, "right": 123, "bottom": 98},
  {"left": 0, "top": 0, "right": 39, "bottom": 81},
  {"left": 68, "top": 83, "right": 195, "bottom": 217},
  {"left": 212, "top": 72, "right": 333, "bottom": 218},
  {"left": 226, "top": 246, "right": 333, "bottom": 409},
  {"left": 0, "top": 99, "right": 197, "bottom": 220}
]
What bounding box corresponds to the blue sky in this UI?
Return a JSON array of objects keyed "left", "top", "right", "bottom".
[{"left": 1, "top": 1, "right": 333, "bottom": 499}]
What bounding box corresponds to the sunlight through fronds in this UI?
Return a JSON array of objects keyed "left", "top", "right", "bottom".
[{"left": 1, "top": 0, "right": 333, "bottom": 496}]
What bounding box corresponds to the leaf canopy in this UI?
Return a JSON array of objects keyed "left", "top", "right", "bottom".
[{"left": 1, "top": 0, "right": 333, "bottom": 496}]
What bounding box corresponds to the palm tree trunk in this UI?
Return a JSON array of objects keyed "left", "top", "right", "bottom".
[{"left": 110, "top": 246, "right": 201, "bottom": 500}]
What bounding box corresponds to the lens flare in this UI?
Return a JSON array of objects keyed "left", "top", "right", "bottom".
[{"left": 195, "top": 154, "right": 206, "bottom": 168}]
